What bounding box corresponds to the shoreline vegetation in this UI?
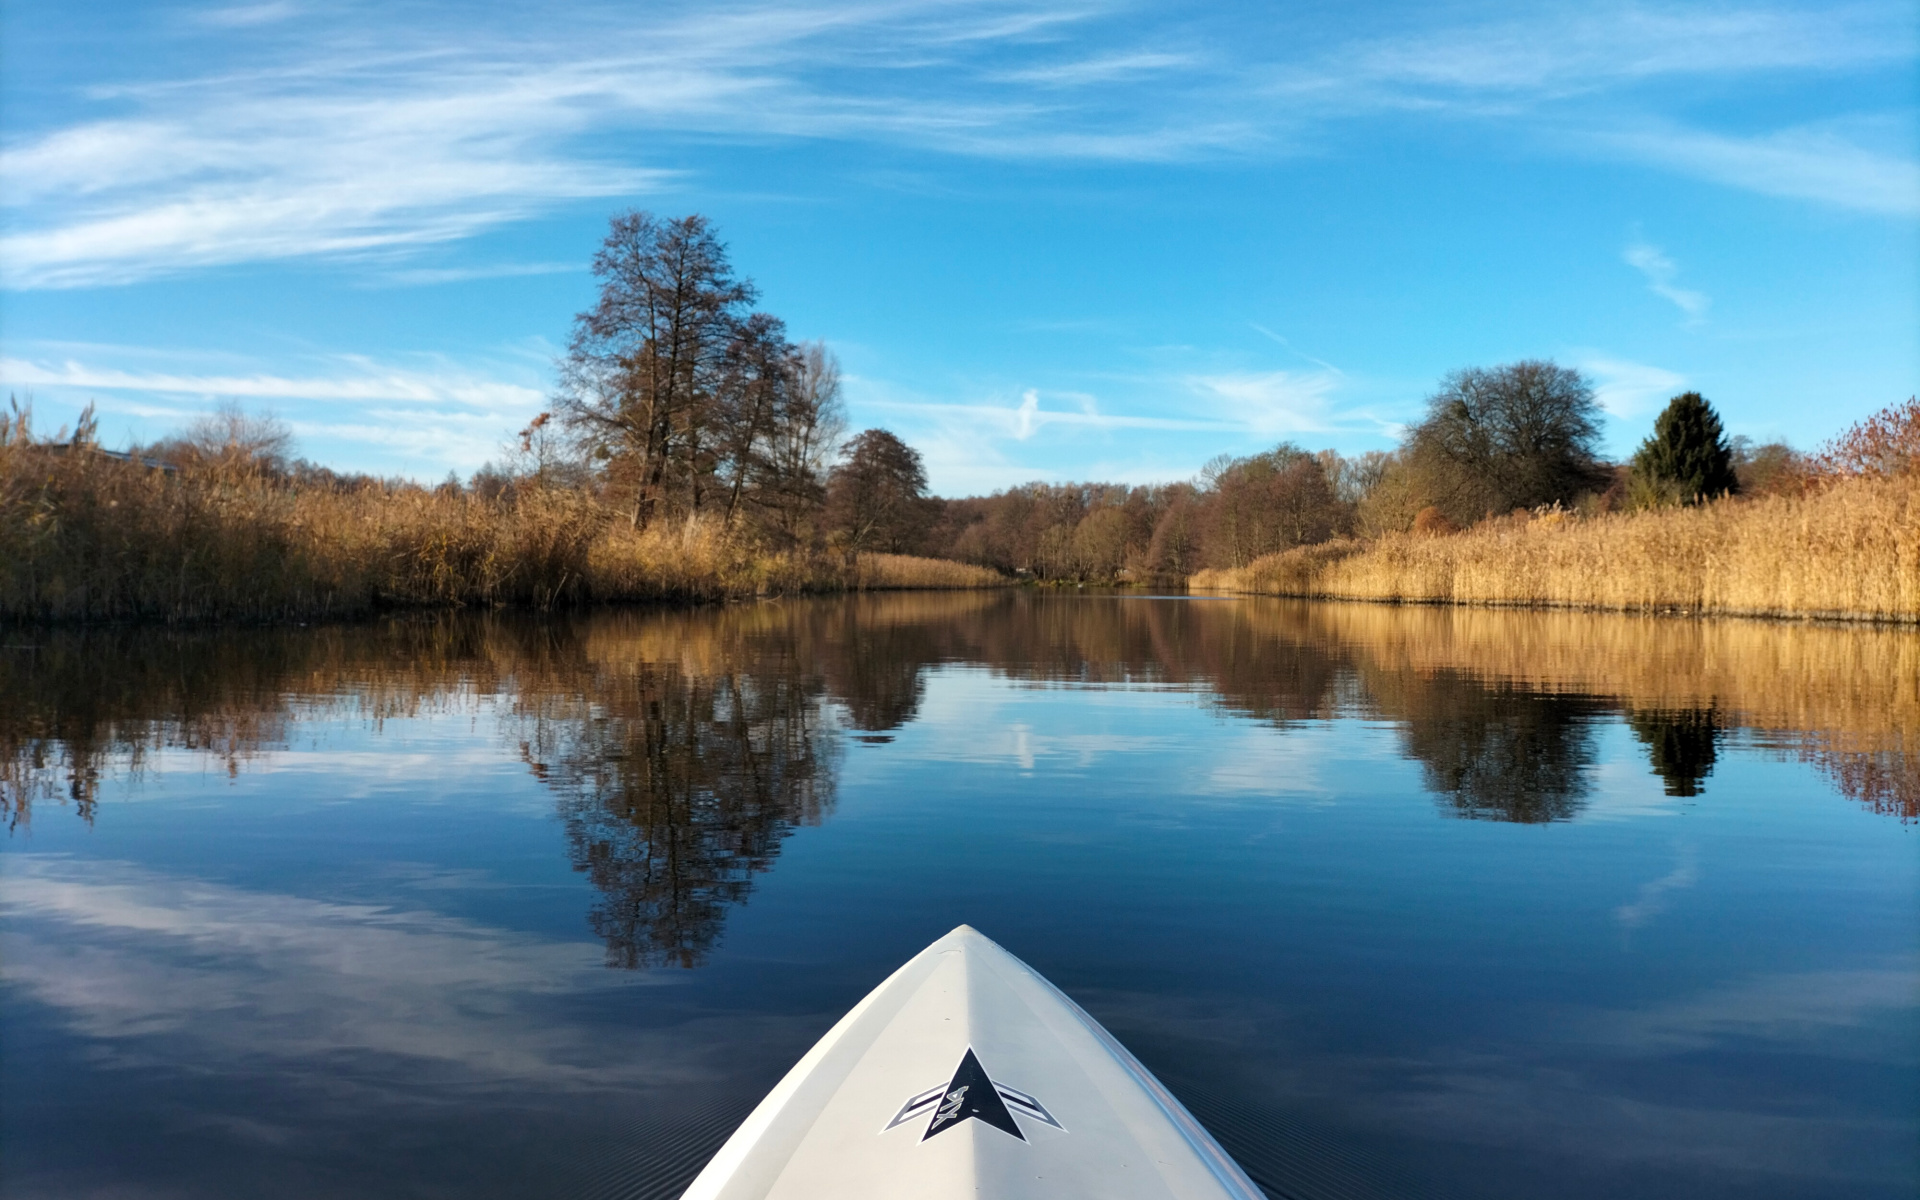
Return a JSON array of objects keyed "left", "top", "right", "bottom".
[
  {"left": 919, "top": 381, "right": 1918, "bottom": 626},
  {"left": 0, "top": 411, "right": 1005, "bottom": 625},
  {"left": 3, "top": 393, "right": 1914, "bottom": 626},
  {"left": 4, "top": 209, "right": 1914, "bottom": 626},
  {"left": 1189, "top": 471, "right": 1919, "bottom": 622}
]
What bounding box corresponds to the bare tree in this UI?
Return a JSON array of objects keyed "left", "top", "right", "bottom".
[
  {"left": 713, "top": 313, "right": 796, "bottom": 529},
  {"left": 555, "top": 212, "right": 755, "bottom": 528},
  {"left": 1201, "top": 444, "right": 1340, "bottom": 568},
  {"left": 148, "top": 401, "right": 293, "bottom": 478},
  {"left": 756, "top": 341, "right": 846, "bottom": 544},
  {"left": 826, "top": 429, "right": 932, "bottom": 556},
  {"left": 1147, "top": 489, "right": 1202, "bottom": 576},
  {"left": 1319, "top": 449, "right": 1393, "bottom": 509},
  {"left": 1407, "top": 361, "right": 1607, "bottom": 522}
]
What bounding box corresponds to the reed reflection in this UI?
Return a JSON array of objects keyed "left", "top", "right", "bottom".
[{"left": 3, "top": 594, "right": 1915, "bottom": 968}]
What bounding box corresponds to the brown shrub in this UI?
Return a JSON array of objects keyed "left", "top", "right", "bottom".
[
  {"left": 1815, "top": 397, "right": 1920, "bottom": 479},
  {"left": 1412, "top": 506, "right": 1459, "bottom": 537}
]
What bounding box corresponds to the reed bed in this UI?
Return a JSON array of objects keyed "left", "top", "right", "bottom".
[
  {"left": 850, "top": 553, "right": 1007, "bottom": 590},
  {"left": 0, "top": 444, "right": 1008, "bottom": 624},
  {"left": 1190, "top": 473, "right": 1920, "bottom": 623}
]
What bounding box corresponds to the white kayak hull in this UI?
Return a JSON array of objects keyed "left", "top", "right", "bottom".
[{"left": 682, "top": 925, "right": 1264, "bottom": 1200}]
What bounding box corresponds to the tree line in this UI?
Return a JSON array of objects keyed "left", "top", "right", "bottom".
[
  {"left": 533, "top": 210, "right": 1902, "bottom": 581},
  {"left": 100, "top": 208, "right": 1892, "bottom": 583},
  {"left": 911, "top": 362, "right": 1820, "bottom": 581}
]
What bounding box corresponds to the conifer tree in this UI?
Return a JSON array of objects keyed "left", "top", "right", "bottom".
[{"left": 1631, "top": 392, "right": 1738, "bottom": 505}]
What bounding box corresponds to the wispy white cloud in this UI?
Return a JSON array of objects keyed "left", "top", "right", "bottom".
[
  {"left": 1181, "top": 368, "right": 1349, "bottom": 436},
  {"left": 1615, "top": 844, "right": 1700, "bottom": 932},
  {"left": 0, "top": 347, "right": 547, "bottom": 473},
  {"left": 3, "top": 1, "right": 1911, "bottom": 287},
  {"left": 0, "top": 854, "right": 820, "bottom": 1095},
  {"left": 1624, "top": 238, "right": 1710, "bottom": 321},
  {"left": 1311, "top": 4, "right": 1911, "bottom": 101},
  {"left": 867, "top": 387, "right": 1240, "bottom": 439},
  {"left": 1593, "top": 119, "right": 1920, "bottom": 217},
  {"left": 0, "top": 100, "right": 669, "bottom": 287},
  {"left": 0, "top": 355, "right": 543, "bottom": 410},
  {"left": 1582, "top": 355, "right": 1689, "bottom": 419},
  {"left": 193, "top": 2, "right": 303, "bottom": 28},
  {"left": 374, "top": 261, "right": 582, "bottom": 287},
  {"left": 1248, "top": 323, "right": 1347, "bottom": 376},
  {"left": 1350, "top": 964, "right": 1920, "bottom": 1178},
  {"left": 995, "top": 50, "right": 1198, "bottom": 87},
  {"left": 1585, "top": 959, "right": 1920, "bottom": 1055}
]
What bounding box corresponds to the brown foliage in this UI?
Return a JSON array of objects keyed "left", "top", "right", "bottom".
[
  {"left": 1191, "top": 472, "right": 1920, "bottom": 623},
  {"left": 1815, "top": 396, "right": 1920, "bottom": 479},
  {"left": 1412, "top": 506, "right": 1458, "bottom": 536},
  {"left": 925, "top": 449, "right": 1349, "bottom": 582},
  {"left": 0, "top": 427, "right": 1005, "bottom": 624}
]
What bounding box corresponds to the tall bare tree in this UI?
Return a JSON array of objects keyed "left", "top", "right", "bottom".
[
  {"left": 556, "top": 212, "right": 755, "bottom": 528},
  {"left": 755, "top": 342, "right": 846, "bottom": 544},
  {"left": 714, "top": 313, "right": 796, "bottom": 530}
]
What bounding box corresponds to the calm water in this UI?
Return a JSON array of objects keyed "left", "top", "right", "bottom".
[{"left": 2, "top": 594, "right": 1915, "bottom": 1200}]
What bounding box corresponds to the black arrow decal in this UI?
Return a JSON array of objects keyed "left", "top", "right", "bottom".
[{"left": 922, "top": 1048, "right": 1025, "bottom": 1142}]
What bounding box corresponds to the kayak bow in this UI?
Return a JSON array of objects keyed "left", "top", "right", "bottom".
[{"left": 682, "top": 925, "right": 1264, "bottom": 1200}]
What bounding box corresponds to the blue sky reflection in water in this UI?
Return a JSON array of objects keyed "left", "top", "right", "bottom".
[{"left": 1, "top": 595, "right": 1915, "bottom": 1200}]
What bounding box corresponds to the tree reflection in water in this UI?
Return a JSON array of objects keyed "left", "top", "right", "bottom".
[
  {"left": 1386, "top": 672, "right": 1604, "bottom": 823},
  {"left": 519, "top": 658, "right": 837, "bottom": 969},
  {"left": 3, "top": 597, "right": 1915, "bottom": 971},
  {"left": 1628, "top": 706, "right": 1722, "bottom": 797}
]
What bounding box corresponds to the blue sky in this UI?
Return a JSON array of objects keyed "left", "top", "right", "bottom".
[{"left": 2, "top": 1, "right": 1914, "bottom": 494}]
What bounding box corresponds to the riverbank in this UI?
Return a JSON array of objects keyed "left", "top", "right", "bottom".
[
  {"left": 0, "top": 444, "right": 1007, "bottom": 624},
  {"left": 1189, "top": 472, "right": 1919, "bottom": 623}
]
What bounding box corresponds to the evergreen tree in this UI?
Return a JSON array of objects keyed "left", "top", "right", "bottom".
[{"left": 1632, "top": 392, "right": 1738, "bottom": 505}]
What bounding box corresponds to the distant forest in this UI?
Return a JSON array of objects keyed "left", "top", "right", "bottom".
[{"left": 911, "top": 371, "right": 1817, "bottom": 582}]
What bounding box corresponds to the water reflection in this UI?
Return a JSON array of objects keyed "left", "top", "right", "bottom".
[
  {"left": 1389, "top": 672, "right": 1603, "bottom": 823},
  {"left": 3, "top": 596, "right": 1916, "bottom": 967},
  {"left": 1628, "top": 707, "right": 1722, "bottom": 797},
  {"left": 4, "top": 595, "right": 1917, "bottom": 1200},
  {"left": 519, "top": 655, "right": 837, "bottom": 969}
]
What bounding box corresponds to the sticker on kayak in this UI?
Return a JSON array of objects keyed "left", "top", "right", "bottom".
[{"left": 883, "top": 1047, "right": 1064, "bottom": 1141}]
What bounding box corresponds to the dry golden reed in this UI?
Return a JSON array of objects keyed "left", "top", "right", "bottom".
[
  {"left": 1191, "top": 473, "right": 1920, "bottom": 623},
  {"left": 0, "top": 444, "right": 1006, "bottom": 623}
]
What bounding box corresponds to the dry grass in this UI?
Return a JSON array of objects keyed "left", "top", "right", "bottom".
[
  {"left": 0, "top": 443, "right": 1008, "bottom": 623},
  {"left": 851, "top": 553, "right": 1008, "bottom": 590},
  {"left": 1191, "top": 473, "right": 1920, "bottom": 623}
]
